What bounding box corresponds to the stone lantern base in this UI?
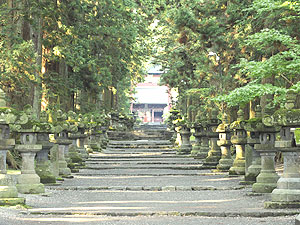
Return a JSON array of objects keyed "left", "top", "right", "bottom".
[
  {"left": 36, "top": 161, "right": 57, "bottom": 184},
  {"left": 0, "top": 174, "right": 25, "bottom": 205},
  {"left": 190, "top": 145, "right": 201, "bottom": 158},
  {"left": 16, "top": 144, "right": 45, "bottom": 194},
  {"left": 217, "top": 158, "right": 233, "bottom": 171},
  {"left": 252, "top": 151, "right": 279, "bottom": 193},
  {"left": 16, "top": 174, "right": 45, "bottom": 194},
  {"left": 264, "top": 150, "right": 300, "bottom": 208},
  {"left": 228, "top": 158, "right": 245, "bottom": 175}
]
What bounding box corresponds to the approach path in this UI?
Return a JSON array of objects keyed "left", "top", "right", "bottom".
[{"left": 0, "top": 135, "right": 297, "bottom": 224}]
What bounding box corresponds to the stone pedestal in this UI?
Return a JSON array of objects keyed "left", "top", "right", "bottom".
[
  {"left": 216, "top": 118, "right": 233, "bottom": 172},
  {"left": 84, "top": 133, "right": 93, "bottom": 154},
  {"left": 245, "top": 135, "right": 261, "bottom": 182},
  {"left": 90, "top": 133, "right": 101, "bottom": 152},
  {"left": 197, "top": 134, "right": 210, "bottom": 160},
  {"left": 252, "top": 147, "right": 279, "bottom": 193},
  {"left": 229, "top": 143, "right": 246, "bottom": 175},
  {"left": 16, "top": 133, "right": 45, "bottom": 194},
  {"left": 77, "top": 133, "right": 89, "bottom": 160},
  {"left": 203, "top": 110, "right": 221, "bottom": 169},
  {"left": 67, "top": 135, "right": 84, "bottom": 173},
  {"left": 216, "top": 146, "right": 233, "bottom": 171},
  {"left": 216, "top": 137, "right": 233, "bottom": 172},
  {"left": 228, "top": 109, "right": 247, "bottom": 176},
  {"left": 49, "top": 144, "right": 59, "bottom": 178},
  {"left": 0, "top": 128, "right": 25, "bottom": 205},
  {"left": 100, "top": 127, "right": 109, "bottom": 149},
  {"left": 177, "top": 127, "right": 192, "bottom": 155},
  {"left": 203, "top": 136, "right": 221, "bottom": 168},
  {"left": 265, "top": 126, "right": 300, "bottom": 208},
  {"left": 36, "top": 133, "right": 56, "bottom": 184},
  {"left": 190, "top": 127, "right": 202, "bottom": 158},
  {"left": 55, "top": 132, "right": 72, "bottom": 177},
  {"left": 265, "top": 151, "right": 300, "bottom": 208}
]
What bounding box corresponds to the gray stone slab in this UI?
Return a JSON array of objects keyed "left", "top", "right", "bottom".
[
  {"left": 84, "top": 164, "right": 204, "bottom": 170},
  {"left": 89, "top": 154, "right": 192, "bottom": 159},
  {"left": 77, "top": 168, "right": 209, "bottom": 175},
  {"left": 20, "top": 189, "right": 299, "bottom": 217},
  {"left": 109, "top": 140, "right": 171, "bottom": 145},
  {"left": 0, "top": 214, "right": 294, "bottom": 225}
]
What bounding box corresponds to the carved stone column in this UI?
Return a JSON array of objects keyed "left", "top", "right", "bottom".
[
  {"left": 16, "top": 132, "right": 45, "bottom": 194},
  {"left": 203, "top": 109, "right": 221, "bottom": 169},
  {"left": 0, "top": 121, "right": 25, "bottom": 205},
  {"left": 177, "top": 126, "right": 192, "bottom": 155},
  {"left": 36, "top": 132, "right": 56, "bottom": 184},
  {"left": 216, "top": 113, "right": 233, "bottom": 171},
  {"left": 229, "top": 109, "right": 247, "bottom": 176},
  {"left": 252, "top": 129, "right": 279, "bottom": 193}
]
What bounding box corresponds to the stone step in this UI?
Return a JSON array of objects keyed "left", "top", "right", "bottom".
[
  {"left": 48, "top": 173, "right": 239, "bottom": 188},
  {"left": 86, "top": 158, "right": 200, "bottom": 163},
  {"left": 48, "top": 185, "right": 244, "bottom": 191},
  {"left": 109, "top": 140, "right": 171, "bottom": 145},
  {"left": 104, "top": 148, "right": 176, "bottom": 152},
  {"left": 78, "top": 168, "right": 207, "bottom": 175},
  {"left": 89, "top": 154, "right": 192, "bottom": 159},
  {"left": 84, "top": 164, "right": 204, "bottom": 170},
  {"left": 86, "top": 161, "right": 201, "bottom": 165},
  {"left": 102, "top": 152, "right": 177, "bottom": 155},
  {"left": 107, "top": 145, "right": 173, "bottom": 149}
]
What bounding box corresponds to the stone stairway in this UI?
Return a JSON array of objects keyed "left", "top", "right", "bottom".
[{"left": 0, "top": 134, "right": 298, "bottom": 224}]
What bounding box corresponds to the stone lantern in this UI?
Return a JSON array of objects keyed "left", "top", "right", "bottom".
[
  {"left": 252, "top": 104, "right": 280, "bottom": 193},
  {"left": 168, "top": 108, "right": 180, "bottom": 145},
  {"left": 264, "top": 90, "right": 300, "bottom": 208},
  {"left": 66, "top": 111, "right": 84, "bottom": 173},
  {"left": 0, "top": 90, "right": 25, "bottom": 204},
  {"left": 76, "top": 114, "right": 89, "bottom": 160},
  {"left": 52, "top": 110, "right": 73, "bottom": 178},
  {"left": 13, "top": 105, "right": 45, "bottom": 194},
  {"left": 177, "top": 120, "right": 192, "bottom": 155},
  {"left": 190, "top": 111, "right": 203, "bottom": 158},
  {"left": 35, "top": 111, "right": 56, "bottom": 184},
  {"left": 89, "top": 115, "right": 102, "bottom": 152},
  {"left": 244, "top": 106, "right": 262, "bottom": 183},
  {"left": 195, "top": 109, "right": 210, "bottom": 160},
  {"left": 203, "top": 108, "right": 221, "bottom": 168},
  {"left": 229, "top": 109, "right": 247, "bottom": 175},
  {"left": 216, "top": 113, "right": 233, "bottom": 171}
]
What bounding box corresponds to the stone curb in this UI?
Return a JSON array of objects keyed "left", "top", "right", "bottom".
[
  {"left": 22, "top": 210, "right": 300, "bottom": 218},
  {"left": 265, "top": 201, "right": 300, "bottom": 209},
  {"left": 46, "top": 186, "right": 245, "bottom": 191}
]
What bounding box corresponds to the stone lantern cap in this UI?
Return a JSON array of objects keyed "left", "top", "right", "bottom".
[
  {"left": 206, "top": 108, "right": 221, "bottom": 138},
  {"left": 7, "top": 105, "right": 54, "bottom": 134},
  {"left": 209, "top": 108, "right": 221, "bottom": 126},
  {"left": 51, "top": 110, "right": 77, "bottom": 134},
  {"left": 230, "top": 108, "right": 246, "bottom": 131},
  {"left": 271, "top": 90, "right": 300, "bottom": 128},
  {"left": 216, "top": 113, "right": 230, "bottom": 133},
  {"left": 193, "top": 107, "right": 208, "bottom": 128}
]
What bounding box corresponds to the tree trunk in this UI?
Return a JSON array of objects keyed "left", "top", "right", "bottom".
[{"left": 31, "top": 4, "right": 42, "bottom": 118}]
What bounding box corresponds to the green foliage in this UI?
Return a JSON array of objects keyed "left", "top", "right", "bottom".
[
  {"left": 214, "top": 83, "right": 286, "bottom": 107},
  {"left": 0, "top": 0, "right": 156, "bottom": 113}
]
